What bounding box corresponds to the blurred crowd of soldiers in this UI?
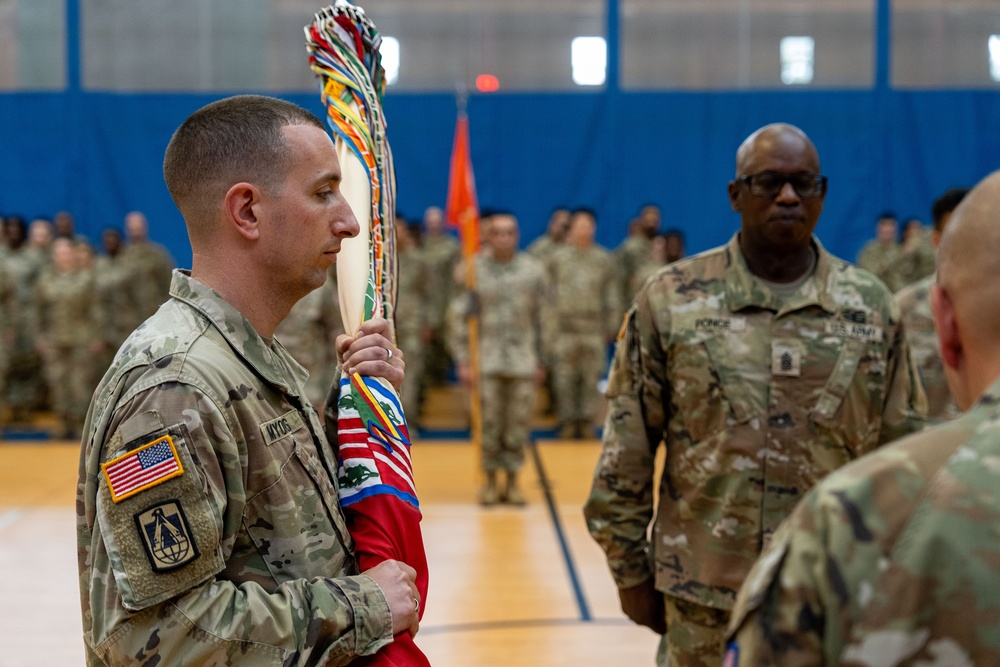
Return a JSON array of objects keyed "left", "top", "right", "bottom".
[
  {"left": 0, "top": 199, "right": 953, "bottom": 452},
  {"left": 0, "top": 211, "right": 174, "bottom": 438}
]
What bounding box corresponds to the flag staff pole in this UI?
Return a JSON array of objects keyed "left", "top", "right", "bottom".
[{"left": 454, "top": 86, "right": 484, "bottom": 466}]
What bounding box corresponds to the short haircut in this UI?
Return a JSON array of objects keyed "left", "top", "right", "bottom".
[
  {"left": 572, "top": 206, "right": 597, "bottom": 223},
  {"left": 163, "top": 95, "right": 324, "bottom": 227},
  {"left": 931, "top": 188, "right": 970, "bottom": 232}
]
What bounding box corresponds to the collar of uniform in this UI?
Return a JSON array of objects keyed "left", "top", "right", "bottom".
[
  {"left": 724, "top": 234, "right": 838, "bottom": 315},
  {"left": 168, "top": 270, "right": 305, "bottom": 395}
]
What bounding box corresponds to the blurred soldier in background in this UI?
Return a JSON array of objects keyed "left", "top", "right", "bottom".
[
  {"left": 526, "top": 207, "right": 570, "bottom": 262},
  {"left": 395, "top": 220, "right": 430, "bottom": 424},
  {"left": 4, "top": 217, "right": 50, "bottom": 421},
  {"left": 615, "top": 204, "right": 661, "bottom": 313},
  {"left": 273, "top": 267, "right": 343, "bottom": 412},
  {"left": 93, "top": 228, "right": 139, "bottom": 375},
  {"left": 420, "top": 205, "right": 461, "bottom": 387},
  {"left": 528, "top": 207, "right": 571, "bottom": 415},
  {"left": 548, "top": 208, "right": 620, "bottom": 439},
  {"left": 856, "top": 212, "right": 902, "bottom": 291},
  {"left": 120, "top": 210, "right": 174, "bottom": 323},
  {"left": 449, "top": 213, "right": 548, "bottom": 504},
  {"left": 895, "top": 187, "right": 969, "bottom": 422},
  {"left": 34, "top": 238, "right": 102, "bottom": 439},
  {"left": 895, "top": 216, "right": 936, "bottom": 287}
]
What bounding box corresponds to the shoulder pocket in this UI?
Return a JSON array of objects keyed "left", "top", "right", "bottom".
[{"left": 98, "top": 419, "right": 225, "bottom": 611}]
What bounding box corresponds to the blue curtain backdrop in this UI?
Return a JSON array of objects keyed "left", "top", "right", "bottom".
[{"left": 1, "top": 88, "right": 998, "bottom": 269}]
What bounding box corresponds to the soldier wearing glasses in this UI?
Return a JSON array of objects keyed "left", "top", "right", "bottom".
[{"left": 584, "top": 123, "right": 926, "bottom": 667}]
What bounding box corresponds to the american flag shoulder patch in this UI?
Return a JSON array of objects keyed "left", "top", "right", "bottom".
[{"left": 102, "top": 435, "right": 184, "bottom": 503}]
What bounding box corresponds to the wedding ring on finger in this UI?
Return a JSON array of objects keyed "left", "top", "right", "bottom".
[
  {"left": 386, "top": 348, "right": 394, "bottom": 362},
  {"left": 413, "top": 597, "right": 419, "bottom": 615}
]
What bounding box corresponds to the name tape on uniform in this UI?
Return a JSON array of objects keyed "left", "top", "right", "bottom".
[
  {"left": 693, "top": 316, "right": 747, "bottom": 333},
  {"left": 260, "top": 410, "right": 306, "bottom": 446},
  {"left": 826, "top": 321, "right": 883, "bottom": 342}
]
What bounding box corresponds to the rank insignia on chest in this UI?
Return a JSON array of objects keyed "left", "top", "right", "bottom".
[
  {"left": 772, "top": 341, "right": 802, "bottom": 377},
  {"left": 102, "top": 435, "right": 184, "bottom": 503},
  {"left": 134, "top": 499, "right": 200, "bottom": 572}
]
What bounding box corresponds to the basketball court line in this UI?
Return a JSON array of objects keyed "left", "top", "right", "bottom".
[{"left": 529, "top": 438, "right": 593, "bottom": 622}]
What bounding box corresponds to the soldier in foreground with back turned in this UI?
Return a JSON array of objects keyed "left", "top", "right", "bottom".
[
  {"left": 726, "top": 169, "right": 1000, "bottom": 666},
  {"left": 584, "top": 123, "right": 926, "bottom": 666}
]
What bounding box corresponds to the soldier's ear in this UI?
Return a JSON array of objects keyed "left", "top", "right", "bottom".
[
  {"left": 931, "top": 283, "right": 960, "bottom": 372},
  {"left": 727, "top": 181, "right": 742, "bottom": 213},
  {"left": 224, "top": 182, "right": 262, "bottom": 241}
]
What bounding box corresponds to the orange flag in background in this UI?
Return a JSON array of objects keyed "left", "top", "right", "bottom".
[{"left": 445, "top": 112, "right": 480, "bottom": 261}]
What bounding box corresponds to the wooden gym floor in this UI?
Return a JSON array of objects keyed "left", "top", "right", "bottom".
[{"left": 0, "top": 387, "right": 659, "bottom": 667}]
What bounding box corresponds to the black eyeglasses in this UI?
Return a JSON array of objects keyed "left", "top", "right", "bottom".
[{"left": 737, "top": 171, "right": 828, "bottom": 198}]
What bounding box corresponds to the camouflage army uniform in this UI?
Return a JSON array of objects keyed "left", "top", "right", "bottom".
[
  {"left": 93, "top": 254, "right": 140, "bottom": 379},
  {"left": 896, "top": 274, "right": 960, "bottom": 422},
  {"left": 0, "top": 261, "right": 15, "bottom": 412},
  {"left": 526, "top": 234, "right": 564, "bottom": 413},
  {"left": 78, "top": 271, "right": 392, "bottom": 666},
  {"left": 584, "top": 234, "right": 926, "bottom": 666},
  {"left": 420, "top": 234, "right": 461, "bottom": 384},
  {"left": 547, "top": 243, "right": 620, "bottom": 436},
  {"left": 395, "top": 245, "right": 430, "bottom": 423},
  {"left": 856, "top": 240, "right": 903, "bottom": 292},
  {"left": 614, "top": 233, "right": 652, "bottom": 316},
  {"left": 448, "top": 252, "right": 547, "bottom": 472},
  {"left": 727, "top": 377, "right": 1000, "bottom": 666},
  {"left": 894, "top": 233, "right": 936, "bottom": 288},
  {"left": 120, "top": 239, "right": 174, "bottom": 324},
  {"left": 526, "top": 234, "right": 559, "bottom": 261},
  {"left": 35, "top": 266, "right": 102, "bottom": 434},
  {"left": 4, "top": 246, "right": 47, "bottom": 415},
  {"left": 274, "top": 272, "right": 343, "bottom": 409}
]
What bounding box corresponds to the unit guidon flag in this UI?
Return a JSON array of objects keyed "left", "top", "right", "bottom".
[{"left": 102, "top": 436, "right": 184, "bottom": 503}]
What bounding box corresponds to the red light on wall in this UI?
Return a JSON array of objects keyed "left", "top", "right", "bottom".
[{"left": 475, "top": 74, "right": 500, "bottom": 92}]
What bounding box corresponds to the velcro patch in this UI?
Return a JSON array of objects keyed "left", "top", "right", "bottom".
[
  {"left": 102, "top": 435, "right": 184, "bottom": 503},
  {"left": 134, "top": 499, "right": 200, "bottom": 572},
  {"left": 772, "top": 341, "right": 802, "bottom": 377},
  {"left": 826, "top": 320, "right": 883, "bottom": 342},
  {"left": 260, "top": 409, "right": 306, "bottom": 446},
  {"left": 693, "top": 316, "right": 747, "bottom": 333}
]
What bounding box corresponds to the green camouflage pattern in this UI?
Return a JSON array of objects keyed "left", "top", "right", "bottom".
[
  {"left": 35, "top": 267, "right": 102, "bottom": 424},
  {"left": 547, "top": 243, "right": 620, "bottom": 428},
  {"left": 584, "top": 234, "right": 926, "bottom": 611},
  {"left": 419, "top": 234, "right": 461, "bottom": 330},
  {"left": 727, "top": 377, "right": 1000, "bottom": 666},
  {"left": 119, "top": 240, "right": 174, "bottom": 322},
  {"left": 449, "top": 252, "right": 547, "bottom": 470},
  {"left": 34, "top": 267, "right": 101, "bottom": 347},
  {"left": 395, "top": 245, "right": 430, "bottom": 420},
  {"left": 896, "top": 274, "right": 960, "bottom": 422},
  {"left": 77, "top": 271, "right": 392, "bottom": 666},
  {"left": 448, "top": 252, "right": 548, "bottom": 377},
  {"left": 614, "top": 234, "right": 652, "bottom": 317},
  {"left": 3, "top": 246, "right": 48, "bottom": 411},
  {"left": 526, "top": 234, "right": 561, "bottom": 264},
  {"left": 94, "top": 254, "right": 142, "bottom": 350},
  {"left": 895, "top": 232, "right": 936, "bottom": 288},
  {"left": 856, "top": 239, "right": 903, "bottom": 292},
  {"left": 0, "top": 261, "right": 14, "bottom": 399}
]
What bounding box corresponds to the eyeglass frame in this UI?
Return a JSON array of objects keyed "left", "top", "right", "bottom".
[{"left": 736, "top": 171, "right": 828, "bottom": 199}]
